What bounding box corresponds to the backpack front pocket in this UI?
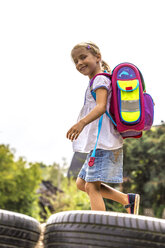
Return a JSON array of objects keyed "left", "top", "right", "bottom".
[{"left": 117, "top": 79, "right": 141, "bottom": 124}]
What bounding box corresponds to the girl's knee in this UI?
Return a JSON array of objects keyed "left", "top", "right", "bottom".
[
  {"left": 85, "top": 181, "right": 101, "bottom": 195},
  {"left": 76, "top": 178, "right": 85, "bottom": 191},
  {"left": 85, "top": 182, "right": 91, "bottom": 194}
]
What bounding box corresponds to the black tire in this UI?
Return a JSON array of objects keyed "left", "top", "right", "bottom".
[
  {"left": 44, "top": 210, "right": 165, "bottom": 248},
  {"left": 0, "top": 209, "right": 41, "bottom": 248}
]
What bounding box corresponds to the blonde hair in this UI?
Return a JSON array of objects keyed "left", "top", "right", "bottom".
[{"left": 71, "top": 41, "right": 111, "bottom": 74}]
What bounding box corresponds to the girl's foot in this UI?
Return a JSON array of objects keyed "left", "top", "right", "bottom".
[{"left": 124, "top": 193, "right": 140, "bottom": 215}]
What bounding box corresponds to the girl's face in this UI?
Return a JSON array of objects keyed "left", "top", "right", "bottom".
[{"left": 72, "top": 47, "right": 102, "bottom": 79}]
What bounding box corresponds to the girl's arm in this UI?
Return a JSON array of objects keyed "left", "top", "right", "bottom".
[{"left": 66, "top": 88, "right": 107, "bottom": 141}]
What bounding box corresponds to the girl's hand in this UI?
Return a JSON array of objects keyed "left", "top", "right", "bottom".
[{"left": 66, "top": 120, "right": 85, "bottom": 141}]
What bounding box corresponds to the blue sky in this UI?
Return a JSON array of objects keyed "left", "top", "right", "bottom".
[{"left": 0, "top": 0, "right": 164, "bottom": 166}]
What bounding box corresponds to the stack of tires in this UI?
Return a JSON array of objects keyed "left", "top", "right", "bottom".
[
  {"left": 0, "top": 209, "right": 41, "bottom": 248},
  {"left": 44, "top": 210, "right": 165, "bottom": 248},
  {"left": 1, "top": 209, "right": 165, "bottom": 248}
]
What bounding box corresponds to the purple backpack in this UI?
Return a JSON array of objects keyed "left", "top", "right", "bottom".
[
  {"left": 88, "top": 63, "right": 154, "bottom": 166},
  {"left": 110, "top": 63, "right": 154, "bottom": 138}
]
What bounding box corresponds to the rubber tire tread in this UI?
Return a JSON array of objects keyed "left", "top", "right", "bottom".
[
  {"left": 0, "top": 209, "right": 41, "bottom": 248},
  {"left": 44, "top": 210, "right": 165, "bottom": 248}
]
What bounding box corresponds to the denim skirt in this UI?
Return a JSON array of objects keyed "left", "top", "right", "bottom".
[{"left": 78, "top": 148, "right": 123, "bottom": 183}]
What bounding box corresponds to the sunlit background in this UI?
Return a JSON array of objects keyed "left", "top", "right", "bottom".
[{"left": 0, "top": 0, "right": 164, "bottom": 166}]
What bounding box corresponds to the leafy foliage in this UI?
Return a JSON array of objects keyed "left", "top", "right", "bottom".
[
  {"left": 0, "top": 145, "right": 42, "bottom": 219},
  {"left": 123, "top": 125, "right": 165, "bottom": 217}
]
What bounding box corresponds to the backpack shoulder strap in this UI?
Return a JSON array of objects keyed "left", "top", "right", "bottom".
[
  {"left": 90, "top": 73, "right": 112, "bottom": 91},
  {"left": 90, "top": 73, "right": 117, "bottom": 127},
  {"left": 88, "top": 73, "right": 117, "bottom": 167}
]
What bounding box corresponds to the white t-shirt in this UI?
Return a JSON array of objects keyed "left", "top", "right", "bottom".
[{"left": 72, "top": 75, "right": 123, "bottom": 153}]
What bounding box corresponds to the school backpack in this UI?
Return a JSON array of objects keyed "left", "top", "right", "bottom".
[{"left": 88, "top": 62, "right": 154, "bottom": 166}]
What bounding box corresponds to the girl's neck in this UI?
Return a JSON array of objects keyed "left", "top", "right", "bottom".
[{"left": 88, "top": 68, "right": 103, "bottom": 79}]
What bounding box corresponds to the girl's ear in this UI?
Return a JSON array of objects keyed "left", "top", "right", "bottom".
[{"left": 96, "top": 53, "right": 101, "bottom": 63}]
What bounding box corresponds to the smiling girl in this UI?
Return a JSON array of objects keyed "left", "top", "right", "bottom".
[{"left": 66, "top": 42, "right": 140, "bottom": 214}]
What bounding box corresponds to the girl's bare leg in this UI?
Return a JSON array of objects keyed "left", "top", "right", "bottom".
[
  {"left": 76, "top": 177, "right": 129, "bottom": 211},
  {"left": 85, "top": 181, "right": 106, "bottom": 211},
  {"left": 100, "top": 183, "right": 128, "bottom": 205}
]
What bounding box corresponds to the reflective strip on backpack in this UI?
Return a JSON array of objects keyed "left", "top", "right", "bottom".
[{"left": 121, "top": 100, "right": 140, "bottom": 112}]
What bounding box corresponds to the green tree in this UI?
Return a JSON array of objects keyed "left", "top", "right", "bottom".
[
  {"left": 0, "top": 144, "right": 42, "bottom": 219},
  {"left": 123, "top": 125, "right": 165, "bottom": 217}
]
